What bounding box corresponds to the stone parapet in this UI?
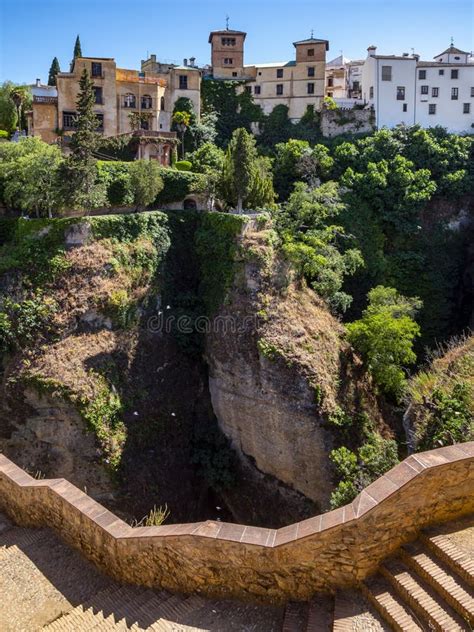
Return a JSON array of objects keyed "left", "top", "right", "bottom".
[{"left": 0, "top": 443, "right": 473, "bottom": 603}]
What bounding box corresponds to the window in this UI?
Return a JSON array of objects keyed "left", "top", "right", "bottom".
[
  {"left": 454, "top": 56, "right": 460, "bottom": 60},
  {"left": 381, "top": 65, "right": 392, "bottom": 81},
  {"left": 451, "top": 69, "right": 459, "bottom": 79},
  {"left": 160, "top": 96, "right": 165, "bottom": 110},
  {"left": 91, "top": 62, "right": 102, "bottom": 78},
  {"left": 439, "top": 69, "right": 444, "bottom": 75},
  {"left": 221, "top": 37, "right": 236, "bottom": 46},
  {"left": 62, "top": 111, "right": 76, "bottom": 130},
  {"left": 140, "top": 117, "right": 150, "bottom": 131},
  {"left": 308, "top": 67, "right": 315, "bottom": 77},
  {"left": 418, "top": 69, "right": 426, "bottom": 80},
  {"left": 92, "top": 86, "right": 103, "bottom": 104},
  {"left": 276, "top": 84, "right": 283, "bottom": 95},
  {"left": 403, "top": 103, "right": 408, "bottom": 112},
  {"left": 232, "top": 72, "right": 237, "bottom": 77},
  {"left": 254, "top": 85, "right": 261, "bottom": 95},
  {"left": 95, "top": 113, "right": 104, "bottom": 131},
  {"left": 307, "top": 48, "right": 314, "bottom": 56},
  {"left": 276, "top": 68, "right": 283, "bottom": 78},
  {"left": 141, "top": 94, "right": 152, "bottom": 109},
  {"left": 123, "top": 93, "right": 136, "bottom": 108},
  {"left": 396, "top": 86, "right": 405, "bottom": 100},
  {"left": 471, "top": 87, "right": 474, "bottom": 97},
  {"left": 420, "top": 85, "right": 428, "bottom": 95},
  {"left": 307, "top": 82, "right": 314, "bottom": 94},
  {"left": 429, "top": 104, "right": 436, "bottom": 115},
  {"left": 352, "top": 80, "right": 360, "bottom": 91},
  {"left": 451, "top": 87, "right": 459, "bottom": 100},
  {"left": 224, "top": 58, "right": 233, "bottom": 65},
  {"left": 179, "top": 75, "right": 188, "bottom": 89},
  {"left": 327, "top": 92, "right": 333, "bottom": 97},
  {"left": 369, "top": 86, "right": 374, "bottom": 99},
  {"left": 328, "top": 76, "right": 334, "bottom": 87},
  {"left": 244, "top": 86, "right": 252, "bottom": 94},
  {"left": 463, "top": 103, "right": 471, "bottom": 114}
]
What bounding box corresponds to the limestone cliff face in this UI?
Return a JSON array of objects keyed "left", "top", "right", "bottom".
[
  {"left": 205, "top": 224, "right": 381, "bottom": 511},
  {"left": 0, "top": 386, "right": 112, "bottom": 501}
]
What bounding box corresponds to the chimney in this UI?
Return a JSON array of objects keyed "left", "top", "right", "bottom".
[
  {"left": 413, "top": 54, "right": 420, "bottom": 62},
  {"left": 367, "top": 45, "right": 377, "bottom": 57},
  {"left": 36, "top": 78, "right": 41, "bottom": 87},
  {"left": 151, "top": 54, "right": 156, "bottom": 62},
  {"left": 189, "top": 56, "right": 196, "bottom": 67},
  {"left": 183, "top": 58, "right": 188, "bottom": 67}
]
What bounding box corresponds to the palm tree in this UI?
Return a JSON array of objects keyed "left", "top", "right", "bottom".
[{"left": 10, "top": 86, "right": 29, "bottom": 131}]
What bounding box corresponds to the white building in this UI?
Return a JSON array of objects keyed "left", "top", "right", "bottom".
[{"left": 361, "top": 44, "right": 474, "bottom": 133}]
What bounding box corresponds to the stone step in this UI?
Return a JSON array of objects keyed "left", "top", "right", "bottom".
[
  {"left": 420, "top": 531, "right": 474, "bottom": 588},
  {"left": 282, "top": 601, "right": 308, "bottom": 631},
  {"left": 0, "top": 525, "right": 51, "bottom": 559},
  {"left": 305, "top": 594, "right": 333, "bottom": 631},
  {"left": 401, "top": 541, "right": 474, "bottom": 624},
  {"left": 333, "top": 589, "right": 389, "bottom": 631},
  {"left": 176, "top": 596, "right": 284, "bottom": 632},
  {"left": 44, "top": 585, "right": 135, "bottom": 630},
  {"left": 362, "top": 575, "right": 424, "bottom": 632},
  {"left": 381, "top": 559, "right": 467, "bottom": 631}
]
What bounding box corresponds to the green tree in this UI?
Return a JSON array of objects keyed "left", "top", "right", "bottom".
[
  {"left": 276, "top": 181, "right": 363, "bottom": 312},
  {"left": 70, "top": 35, "right": 82, "bottom": 70},
  {"left": 63, "top": 68, "right": 102, "bottom": 209},
  {"left": 48, "top": 57, "right": 61, "bottom": 86},
  {"left": 0, "top": 81, "right": 17, "bottom": 133},
  {"left": 128, "top": 160, "right": 164, "bottom": 210},
  {"left": 172, "top": 111, "right": 191, "bottom": 159},
  {"left": 188, "top": 142, "right": 224, "bottom": 174},
  {"left": 272, "top": 139, "right": 309, "bottom": 201},
  {"left": 222, "top": 127, "right": 259, "bottom": 212},
  {"left": 9, "top": 86, "right": 30, "bottom": 131},
  {"left": 1, "top": 139, "right": 63, "bottom": 217},
  {"left": 347, "top": 285, "right": 422, "bottom": 399}
]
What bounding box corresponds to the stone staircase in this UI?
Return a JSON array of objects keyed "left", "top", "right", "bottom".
[{"left": 1, "top": 510, "right": 473, "bottom": 631}]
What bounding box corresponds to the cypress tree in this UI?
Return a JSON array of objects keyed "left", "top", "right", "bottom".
[
  {"left": 225, "top": 127, "right": 258, "bottom": 212},
  {"left": 64, "top": 68, "right": 99, "bottom": 208},
  {"left": 47, "top": 57, "right": 61, "bottom": 86},
  {"left": 70, "top": 35, "right": 82, "bottom": 71},
  {"left": 73, "top": 35, "right": 82, "bottom": 59}
]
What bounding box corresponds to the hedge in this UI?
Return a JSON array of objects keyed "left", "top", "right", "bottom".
[{"left": 97, "top": 161, "right": 206, "bottom": 207}]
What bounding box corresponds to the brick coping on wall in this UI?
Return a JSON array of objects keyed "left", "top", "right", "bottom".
[{"left": 1, "top": 443, "right": 473, "bottom": 548}]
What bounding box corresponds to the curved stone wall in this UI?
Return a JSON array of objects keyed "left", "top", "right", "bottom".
[{"left": 0, "top": 443, "right": 473, "bottom": 603}]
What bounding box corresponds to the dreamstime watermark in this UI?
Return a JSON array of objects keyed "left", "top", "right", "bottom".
[{"left": 147, "top": 311, "right": 262, "bottom": 335}]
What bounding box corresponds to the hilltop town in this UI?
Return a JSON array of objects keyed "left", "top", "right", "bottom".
[{"left": 0, "top": 18, "right": 473, "bottom": 632}]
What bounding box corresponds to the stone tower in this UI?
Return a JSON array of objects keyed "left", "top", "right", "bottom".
[{"left": 209, "top": 28, "right": 247, "bottom": 79}]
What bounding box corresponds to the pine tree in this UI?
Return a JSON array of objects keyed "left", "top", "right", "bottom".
[
  {"left": 63, "top": 68, "right": 100, "bottom": 208},
  {"left": 47, "top": 57, "right": 61, "bottom": 86}
]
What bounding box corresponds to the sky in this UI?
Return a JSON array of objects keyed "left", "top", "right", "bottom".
[{"left": 0, "top": 0, "right": 473, "bottom": 84}]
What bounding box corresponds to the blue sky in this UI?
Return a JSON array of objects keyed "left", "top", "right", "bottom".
[{"left": 1, "top": 0, "right": 473, "bottom": 84}]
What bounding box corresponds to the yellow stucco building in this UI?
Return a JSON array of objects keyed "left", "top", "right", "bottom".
[
  {"left": 209, "top": 28, "right": 329, "bottom": 120},
  {"left": 28, "top": 55, "right": 200, "bottom": 164}
]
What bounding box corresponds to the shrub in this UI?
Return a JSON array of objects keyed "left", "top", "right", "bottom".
[
  {"left": 128, "top": 160, "right": 164, "bottom": 210},
  {"left": 0, "top": 130, "right": 8, "bottom": 139},
  {"left": 347, "top": 286, "right": 421, "bottom": 399},
  {"left": 175, "top": 160, "right": 192, "bottom": 172}
]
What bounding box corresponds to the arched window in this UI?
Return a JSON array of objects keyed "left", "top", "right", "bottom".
[
  {"left": 123, "top": 93, "right": 136, "bottom": 108},
  {"left": 141, "top": 94, "right": 152, "bottom": 109},
  {"left": 160, "top": 96, "right": 165, "bottom": 110}
]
